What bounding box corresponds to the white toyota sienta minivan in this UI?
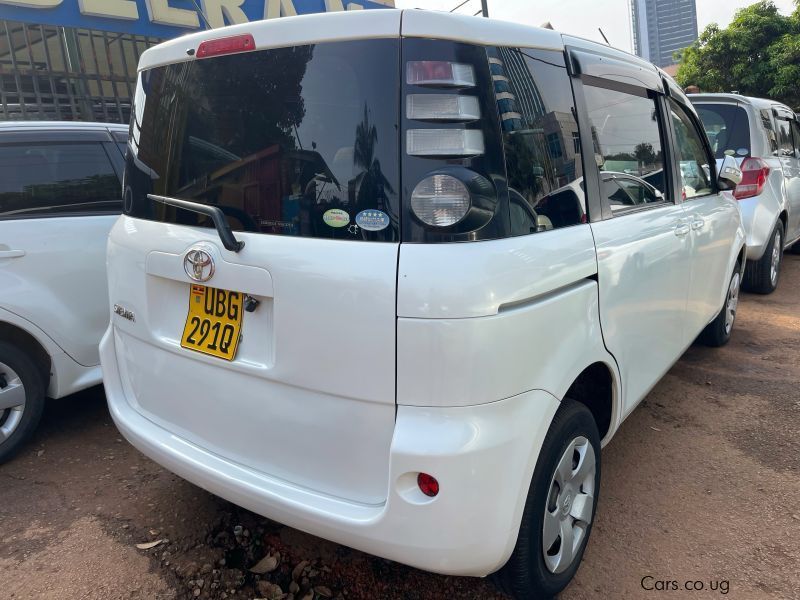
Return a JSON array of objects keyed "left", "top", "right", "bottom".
[{"left": 101, "top": 10, "right": 746, "bottom": 598}]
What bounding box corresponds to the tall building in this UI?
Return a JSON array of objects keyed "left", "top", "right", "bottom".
[{"left": 631, "top": 0, "right": 698, "bottom": 68}]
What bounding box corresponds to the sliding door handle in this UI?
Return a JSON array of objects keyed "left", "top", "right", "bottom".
[
  {"left": 674, "top": 224, "right": 691, "bottom": 237},
  {"left": 0, "top": 249, "right": 25, "bottom": 258}
]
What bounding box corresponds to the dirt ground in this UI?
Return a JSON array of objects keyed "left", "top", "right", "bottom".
[{"left": 2, "top": 256, "right": 799, "bottom": 600}]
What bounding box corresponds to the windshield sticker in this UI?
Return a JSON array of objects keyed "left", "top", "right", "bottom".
[
  {"left": 355, "top": 210, "right": 390, "bottom": 232},
  {"left": 724, "top": 149, "right": 736, "bottom": 156},
  {"left": 322, "top": 209, "right": 350, "bottom": 228},
  {"left": 736, "top": 148, "right": 749, "bottom": 156}
]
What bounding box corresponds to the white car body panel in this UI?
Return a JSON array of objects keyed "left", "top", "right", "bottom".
[
  {"left": 1, "top": 215, "right": 118, "bottom": 367},
  {"left": 683, "top": 192, "right": 746, "bottom": 332},
  {"left": 106, "top": 217, "right": 398, "bottom": 505},
  {"left": 136, "top": 9, "right": 404, "bottom": 72},
  {"left": 396, "top": 225, "right": 597, "bottom": 319},
  {"left": 102, "top": 325, "right": 560, "bottom": 576},
  {"left": 0, "top": 305, "right": 98, "bottom": 398},
  {"left": 590, "top": 204, "right": 693, "bottom": 417}
]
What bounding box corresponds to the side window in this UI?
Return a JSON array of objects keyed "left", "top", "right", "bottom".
[
  {"left": 0, "top": 142, "right": 121, "bottom": 219},
  {"left": 776, "top": 118, "right": 794, "bottom": 157},
  {"left": 761, "top": 110, "right": 779, "bottom": 155},
  {"left": 668, "top": 99, "right": 713, "bottom": 200},
  {"left": 583, "top": 85, "right": 666, "bottom": 215},
  {"left": 792, "top": 121, "right": 800, "bottom": 158},
  {"left": 488, "top": 47, "right": 586, "bottom": 235}
]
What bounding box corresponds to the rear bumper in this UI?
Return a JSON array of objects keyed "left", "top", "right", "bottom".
[{"left": 100, "top": 325, "right": 559, "bottom": 576}]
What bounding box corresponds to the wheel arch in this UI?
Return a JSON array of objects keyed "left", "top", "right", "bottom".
[
  {"left": 0, "top": 321, "right": 51, "bottom": 384},
  {"left": 562, "top": 361, "right": 620, "bottom": 445},
  {"left": 779, "top": 210, "right": 788, "bottom": 235}
]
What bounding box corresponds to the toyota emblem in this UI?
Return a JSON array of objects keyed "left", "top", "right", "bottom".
[{"left": 184, "top": 249, "right": 215, "bottom": 282}]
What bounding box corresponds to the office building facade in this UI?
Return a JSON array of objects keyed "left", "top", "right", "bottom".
[{"left": 631, "top": 0, "right": 698, "bottom": 68}]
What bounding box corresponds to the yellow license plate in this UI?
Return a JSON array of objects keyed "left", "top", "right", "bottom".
[{"left": 181, "top": 284, "right": 243, "bottom": 361}]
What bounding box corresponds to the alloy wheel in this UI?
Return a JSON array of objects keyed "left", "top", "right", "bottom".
[
  {"left": 770, "top": 229, "right": 782, "bottom": 287},
  {"left": 725, "top": 271, "right": 741, "bottom": 335},
  {"left": 542, "top": 436, "right": 596, "bottom": 574},
  {"left": 0, "top": 362, "right": 26, "bottom": 445}
]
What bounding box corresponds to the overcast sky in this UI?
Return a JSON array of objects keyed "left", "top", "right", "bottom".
[{"left": 394, "top": 0, "right": 797, "bottom": 53}]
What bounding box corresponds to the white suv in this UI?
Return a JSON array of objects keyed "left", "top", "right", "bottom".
[
  {"left": 0, "top": 121, "right": 127, "bottom": 462},
  {"left": 100, "top": 11, "right": 745, "bottom": 598},
  {"left": 691, "top": 93, "right": 800, "bottom": 293}
]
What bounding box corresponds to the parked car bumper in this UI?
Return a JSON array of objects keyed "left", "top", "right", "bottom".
[
  {"left": 737, "top": 195, "right": 781, "bottom": 261},
  {"left": 100, "top": 325, "right": 560, "bottom": 577}
]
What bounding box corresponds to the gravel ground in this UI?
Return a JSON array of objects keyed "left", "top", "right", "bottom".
[{"left": 2, "top": 255, "right": 799, "bottom": 600}]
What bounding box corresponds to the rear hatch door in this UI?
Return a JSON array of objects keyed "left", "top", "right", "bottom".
[{"left": 109, "top": 29, "right": 400, "bottom": 505}]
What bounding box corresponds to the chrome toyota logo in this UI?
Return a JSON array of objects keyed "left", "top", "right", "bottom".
[{"left": 184, "top": 249, "right": 214, "bottom": 282}]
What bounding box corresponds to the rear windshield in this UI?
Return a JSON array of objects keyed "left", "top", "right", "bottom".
[
  {"left": 694, "top": 103, "right": 751, "bottom": 160},
  {"left": 125, "top": 40, "right": 400, "bottom": 242}
]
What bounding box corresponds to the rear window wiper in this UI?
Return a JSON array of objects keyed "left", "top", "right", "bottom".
[{"left": 147, "top": 194, "right": 245, "bottom": 252}]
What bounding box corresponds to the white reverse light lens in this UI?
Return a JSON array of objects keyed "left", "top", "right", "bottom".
[
  {"left": 406, "top": 61, "right": 476, "bottom": 87},
  {"left": 411, "top": 174, "right": 471, "bottom": 227},
  {"left": 407, "top": 94, "right": 480, "bottom": 121},
  {"left": 406, "top": 129, "right": 485, "bottom": 157}
]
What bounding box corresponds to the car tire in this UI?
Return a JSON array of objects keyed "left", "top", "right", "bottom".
[
  {"left": 700, "top": 261, "right": 741, "bottom": 348},
  {"left": 495, "top": 400, "right": 601, "bottom": 600},
  {"left": 743, "top": 222, "right": 783, "bottom": 294},
  {"left": 0, "top": 342, "right": 46, "bottom": 464}
]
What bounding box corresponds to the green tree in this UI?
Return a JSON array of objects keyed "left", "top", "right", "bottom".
[{"left": 676, "top": 1, "right": 800, "bottom": 109}]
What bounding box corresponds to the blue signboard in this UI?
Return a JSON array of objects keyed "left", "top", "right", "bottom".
[{"left": 0, "top": 0, "right": 392, "bottom": 39}]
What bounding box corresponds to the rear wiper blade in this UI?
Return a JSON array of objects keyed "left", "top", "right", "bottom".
[{"left": 147, "top": 194, "right": 245, "bottom": 253}]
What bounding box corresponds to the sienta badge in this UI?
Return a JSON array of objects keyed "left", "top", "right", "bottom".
[
  {"left": 322, "top": 208, "right": 350, "bottom": 228},
  {"left": 355, "top": 210, "right": 390, "bottom": 232}
]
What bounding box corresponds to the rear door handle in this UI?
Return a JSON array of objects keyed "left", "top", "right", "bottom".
[
  {"left": 674, "top": 224, "right": 691, "bottom": 237},
  {"left": 691, "top": 218, "right": 705, "bottom": 231},
  {"left": 0, "top": 249, "right": 25, "bottom": 258}
]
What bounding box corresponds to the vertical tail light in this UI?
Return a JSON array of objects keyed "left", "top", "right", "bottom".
[
  {"left": 402, "top": 41, "right": 504, "bottom": 240},
  {"left": 411, "top": 174, "right": 471, "bottom": 226},
  {"left": 406, "top": 129, "right": 485, "bottom": 157},
  {"left": 406, "top": 61, "right": 476, "bottom": 87},
  {"left": 406, "top": 94, "right": 480, "bottom": 121},
  {"left": 734, "top": 157, "right": 770, "bottom": 200}
]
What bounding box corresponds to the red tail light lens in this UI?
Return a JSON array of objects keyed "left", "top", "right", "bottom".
[
  {"left": 734, "top": 157, "right": 770, "bottom": 200},
  {"left": 417, "top": 473, "right": 439, "bottom": 497},
  {"left": 196, "top": 34, "right": 255, "bottom": 59},
  {"left": 406, "top": 61, "right": 476, "bottom": 87}
]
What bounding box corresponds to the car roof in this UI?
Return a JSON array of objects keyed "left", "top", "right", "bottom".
[
  {"left": 138, "top": 8, "right": 650, "bottom": 75},
  {"left": 0, "top": 121, "right": 128, "bottom": 132},
  {"left": 688, "top": 92, "right": 791, "bottom": 112}
]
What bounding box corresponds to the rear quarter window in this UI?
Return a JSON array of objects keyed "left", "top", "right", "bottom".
[
  {"left": 489, "top": 47, "right": 586, "bottom": 235},
  {"left": 0, "top": 142, "right": 121, "bottom": 219}
]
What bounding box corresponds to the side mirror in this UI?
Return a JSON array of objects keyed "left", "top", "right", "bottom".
[{"left": 718, "top": 155, "right": 742, "bottom": 190}]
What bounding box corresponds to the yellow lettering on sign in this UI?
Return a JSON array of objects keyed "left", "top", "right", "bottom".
[
  {"left": 78, "top": 0, "right": 138, "bottom": 20},
  {"left": 200, "top": 0, "right": 249, "bottom": 28},
  {"left": 0, "top": 0, "right": 61, "bottom": 6},
  {"left": 145, "top": 0, "right": 200, "bottom": 28},
  {"left": 263, "top": 0, "right": 297, "bottom": 19}
]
